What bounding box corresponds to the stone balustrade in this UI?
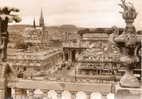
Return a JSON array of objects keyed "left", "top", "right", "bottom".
[
  {"left": 7, "top": 79, "right": 115, "bottom": 99},
  {"left": 10, "top": 88, "right": 114, "bottom": 99}
]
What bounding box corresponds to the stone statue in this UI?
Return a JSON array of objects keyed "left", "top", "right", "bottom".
[
  {"left": 0, "top": 7, "right": 21, "bottom": 99},
  {"left": 109, "top": 26, "right": 119, "bottom": 45},
  {"left": 109, "top": 0, "right": 141, "bottom": 88},
  {"left": 0, "top": 7, "right": 21, "bottom": 62}
]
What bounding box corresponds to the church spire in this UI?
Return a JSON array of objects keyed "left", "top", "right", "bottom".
[
  {"left": 33, "top": 18, "right": 36, "bottom": 28},
  {"left": 39, "top": 8, "right": 44, "bottom": 27}
]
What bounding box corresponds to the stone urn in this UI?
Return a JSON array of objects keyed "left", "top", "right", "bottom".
[
  {"left": 113, "top": 26, "right": 140, "bottom": 88},
  {"left": 109, "top": 0, "right": 141, "bottom": 88}
]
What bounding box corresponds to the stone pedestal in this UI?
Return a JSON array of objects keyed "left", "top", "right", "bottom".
[
  {"left": 0, "top": 89, "right": 5, "bottom": 99},
  {"left": 120, "top": 69, "right": 140, "bottom": 88},
  {"left": 115, "top": 84, "right": 142, "bottom": 99}
]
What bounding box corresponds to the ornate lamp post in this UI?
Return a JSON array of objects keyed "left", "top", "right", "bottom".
[{"left": 109, "top": 0, "right": 141, "bottom": 88}]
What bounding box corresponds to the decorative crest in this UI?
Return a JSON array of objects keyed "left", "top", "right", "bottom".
[{"left": 119, "top": 0, "right": 137, "bottom": 24}]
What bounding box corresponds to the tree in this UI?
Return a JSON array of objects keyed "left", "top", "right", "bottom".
[{"left": 0, "top": 7, "right": 21, "bottom": 61}]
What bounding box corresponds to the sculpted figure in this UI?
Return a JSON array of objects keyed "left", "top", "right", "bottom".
[
  {"left": 0, "top": 7, "right": 21, "bottom": 61},
  {"left": 109, "top": 26, "right": 119, "bottom": 45}
]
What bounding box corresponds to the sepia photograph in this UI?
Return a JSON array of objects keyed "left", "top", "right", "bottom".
[{"left": 0, "top": 0, "right": 141, "bottom": 99}]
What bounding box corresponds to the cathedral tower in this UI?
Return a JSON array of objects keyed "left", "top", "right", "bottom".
[
  {"left": 33, "top": 18, "right": 36, "bottom": 28},
  {"left": 39, "top": 9, "right": 45, "bottom": 28}
]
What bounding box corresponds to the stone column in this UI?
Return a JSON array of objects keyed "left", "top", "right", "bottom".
[
  {"left": 56, "top": 90, "right": 62, "bottom": 99},
  {"left": 69, "top": 50, "right": 72, "bottom": 62},
  {"left": 28, "top": 89, "right": 34, "bottom": 99},
  {"left": 75, "top": 50, "right": 79, "bottom": 59},
  {"left": 62, "top": 50, "right": 65, "bottom": 61},
  {"left": 22, "top": 90, "right": 27, "bottom": 99},
  {"left": 42, "top": 90, "right": 49, "bottom": 99},
  {"left": 86, "top": 92, "right": 91, "bottom": 99},
  {"left": 71, "top": 91, "right": 76, "bottom": 99}
]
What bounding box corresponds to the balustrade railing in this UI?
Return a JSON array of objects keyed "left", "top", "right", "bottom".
[
  {"left": 7, "top": 79, "right": 115, "bottom": 99},
  {"left": 10, "top": 88, "right": 114, "bottom": 99}
]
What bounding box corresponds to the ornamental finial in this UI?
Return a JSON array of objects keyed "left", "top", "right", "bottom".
[{"left": 119, "top": 0, "right": 137, "bottom": 25}]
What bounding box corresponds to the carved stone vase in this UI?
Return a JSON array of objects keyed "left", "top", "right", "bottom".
[{"left": 113, "top": 26, "right": 140, "bottom": 88}]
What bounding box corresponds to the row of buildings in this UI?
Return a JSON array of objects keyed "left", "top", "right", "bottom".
[{"left": 4, "top": 9, "right": 141, "bottom": 96}]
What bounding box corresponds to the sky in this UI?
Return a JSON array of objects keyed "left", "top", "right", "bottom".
[{"left": 0, "top": 0, "right": 142, "bottom": 29}]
